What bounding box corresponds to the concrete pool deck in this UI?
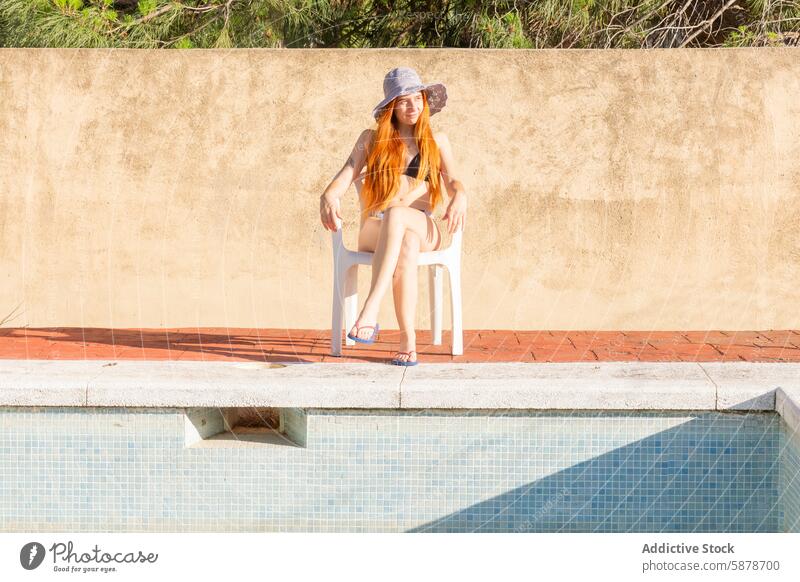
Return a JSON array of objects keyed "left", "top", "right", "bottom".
[{"left": 1, "top": 328, "right": 799, "bottom": 437}]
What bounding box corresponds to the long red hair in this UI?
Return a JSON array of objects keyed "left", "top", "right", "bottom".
[{"left": 360, "top": 91, "right": 443, "bottom": 222}]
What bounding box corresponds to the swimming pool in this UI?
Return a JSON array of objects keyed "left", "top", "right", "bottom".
[{"left": 1, "top": 407, "right": 798, "bottom": 532}]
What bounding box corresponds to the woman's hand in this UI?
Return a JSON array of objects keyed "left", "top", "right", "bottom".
[
  {"left": 442, "top": 191, "right": 467, "bottom": 234},
  {"left": 320, "top": 194, "right": 342, "bottom": 232}
]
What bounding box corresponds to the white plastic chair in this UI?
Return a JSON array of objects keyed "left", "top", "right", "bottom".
[{"left": 329, "top": 211, "right": 463, "bottom": 357}]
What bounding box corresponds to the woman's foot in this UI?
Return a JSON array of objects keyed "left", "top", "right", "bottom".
[
  {"left": 349, "top": 307, "right": 379, "bottom": 341},
  {"left": 393, "top": 331, "right": 417, "bottom": 364}
]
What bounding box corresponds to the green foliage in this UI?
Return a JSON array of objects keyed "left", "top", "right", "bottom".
[
  {"left": 174, "top": 36, "right": 193, "bottom": 48},
  {"left": 137, "top": 0, "right": 157, "bottom": 17},
  {"left": 0, "top": 0, "right": 797, "bottom": 48},
  {"left": 502, "top": 12, "right": 534, "bottom": 48},
  {"left": 213, "top": 25, "right": 232, "bottom": 48},
  {"left": 724, "top": 24, "right": 757, "bottom": 47}
]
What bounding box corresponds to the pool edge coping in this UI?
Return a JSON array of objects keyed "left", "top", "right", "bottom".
[{"left": 0, "top": 360, "right": 798, "bottom": 429}]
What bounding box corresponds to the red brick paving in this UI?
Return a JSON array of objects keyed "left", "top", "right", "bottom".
[{"left": 0, "top": 328, "right": 799, "bottom": 363}]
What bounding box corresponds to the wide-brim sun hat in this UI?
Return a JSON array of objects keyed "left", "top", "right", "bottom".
[{"left": 372, "top": 67, "right": 447, "bottom": 121}]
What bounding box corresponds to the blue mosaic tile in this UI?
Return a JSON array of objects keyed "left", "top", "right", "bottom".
[
  {"left": 779, "top": 417, "right": 800, "bottom": 532},
  {"left": 0, "top": 407, "right": 797, "bottom": 532}
]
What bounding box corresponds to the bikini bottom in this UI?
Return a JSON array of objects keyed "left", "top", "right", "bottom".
[{"left": 372, "top": 207, "right": 432, "bottom": 220}]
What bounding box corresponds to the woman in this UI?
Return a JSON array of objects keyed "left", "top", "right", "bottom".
[{"left": 319, "top": 67, "right": 468, "bottom": 366}]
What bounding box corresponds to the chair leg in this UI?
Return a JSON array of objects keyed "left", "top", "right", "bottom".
[
  {"left": 344, "top": 264, "right": 358, "bottom": 347},
  {"left": 331, "top": 263, "right": 346, "bottom": 357},
  {"left": 449, "top": 262, "right": 463, "bottom": 356},
  {"left": 428, "top": 265, "right": 443, "bottom": 345}
]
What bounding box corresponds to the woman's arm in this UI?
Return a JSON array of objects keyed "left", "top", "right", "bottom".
[
  {"left": 321, "top": 129, "right": 373, "bottom": 203},
  {"left": 319, "top": 129, "right": 373, "bottom": 232},
  {"left": 435, "top": 132, "right": 467, "bottom": 233},
  {"left": 435, "top": 132, "right": 467, "bottom": 200}
]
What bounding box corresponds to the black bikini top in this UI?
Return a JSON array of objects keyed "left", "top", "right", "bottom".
[{"left": 402, "top": 152, "right": 430, "bottom": 182}]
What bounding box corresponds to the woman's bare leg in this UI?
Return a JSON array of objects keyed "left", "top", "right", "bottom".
[
  {"left": 349, "top": 207, "right": 440, "bottom": 341},
  {"left": 392, "top": 231, "right": 421, "bottom": 362}
]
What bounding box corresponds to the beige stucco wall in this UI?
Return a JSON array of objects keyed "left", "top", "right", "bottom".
[{"left": 1, "top": 47, "right": 798, "bottom": 331}]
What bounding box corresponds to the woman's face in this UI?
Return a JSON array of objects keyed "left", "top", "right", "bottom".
[{"left": 393, "top": 91, "right": 424, "bottom": 125}]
